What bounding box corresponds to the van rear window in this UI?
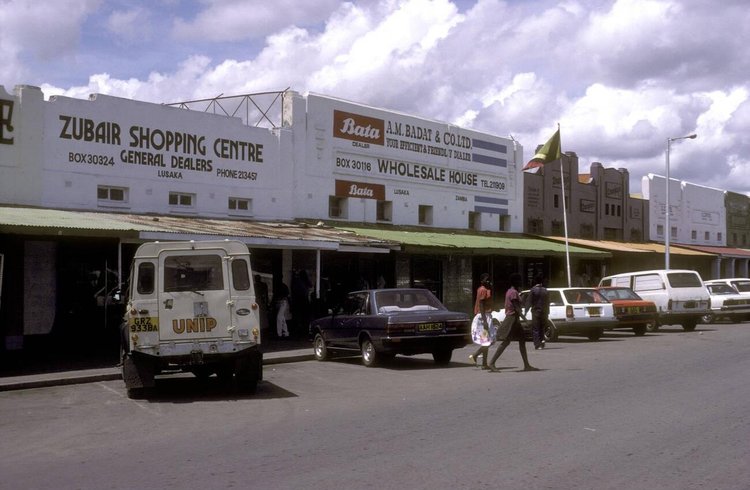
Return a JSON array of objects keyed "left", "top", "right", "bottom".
[
  {"left": 633, "top": 274, "right": 662, "bottom": 291},
  {"left": 666, "top": 272, "right": 702, "bottom": 288},
  {"left": 164, "top": 254, "right": 223, "bottom": 292}
]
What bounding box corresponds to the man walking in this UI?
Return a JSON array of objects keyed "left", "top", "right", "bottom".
[
  {"left": 527, "top": 273, "right": 549, "bottom": 350},
  {"left": 488, "top": 273, "right": 538, "bottom": 373}
]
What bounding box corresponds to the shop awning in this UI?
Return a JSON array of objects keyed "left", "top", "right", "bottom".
[
  {"left": 0, "top": 206, "right": 397, "bottom": 252},
  {"left": 542, "top": 236, "right": 715, "bottom": 256},
  {"left": 336, "top": 226, "right": 610, "bottom": 258},
  {"left": 674, "top": 244, "right": 750, "bottom": 259}
]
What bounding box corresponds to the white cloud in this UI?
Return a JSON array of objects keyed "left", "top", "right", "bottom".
[
  {"left": 107, "top": 7, "right": 152, "bottom": 43},
  {"left": 171, "top": 0, "right": 343, "bottom": 42}
]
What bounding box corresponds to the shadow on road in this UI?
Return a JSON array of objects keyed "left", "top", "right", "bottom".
[{"left": 133, "top": 376, "right": 299, "bottom": 403}]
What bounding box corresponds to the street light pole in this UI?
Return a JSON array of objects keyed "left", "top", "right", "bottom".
[{"left": 665, "top": 133, "right": 697, "bottom": 270}]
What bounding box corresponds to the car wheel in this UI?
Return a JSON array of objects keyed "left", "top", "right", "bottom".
[
  {"left": 701, "top": 313, "right": 714, "bottom": 324},
  {"left": 682, "top": 321, "right": 697, "bottom": 332},
  {"left": 646, "top": 321, "right": 659, "bottom": 332},
  {"left": 544, "top": 320, "right": 558, "bottom": 342},
  {"left": 313, "top": 333, "right": 328, "bottom": 361},
  {"left": 360, "top": 338, "right": 378, "bottom": 367},
  {"left": 432, "top": 349, "right": 453, "bottom": 365},
  {"left": 632, "top": 325, "right": 647, "bottom": 336},
  {"left": 587, "top": 328, "right": 603, "bottom": 341}
]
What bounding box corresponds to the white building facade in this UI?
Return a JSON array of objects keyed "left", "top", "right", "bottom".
[{"left": 3, "top": 84, "right": 564, "bottom": 356}]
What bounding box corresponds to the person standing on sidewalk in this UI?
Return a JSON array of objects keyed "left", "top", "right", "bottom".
[
  {"left": 469, "top": 273, "right": 493, "bottom": 369},
  {"left": 488, "top": 273, "right": 538, "bottom": 373},
  {"left": 527, "top": 273, "right": 549, "bottom": 350}
]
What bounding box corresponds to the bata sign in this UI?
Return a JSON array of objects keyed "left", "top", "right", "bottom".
[
  {"left": 333, "top": 110, "right": 385, "bottom": 146},
  {"left": 335, "top": 179, "right": 385, "bottom": 200}
]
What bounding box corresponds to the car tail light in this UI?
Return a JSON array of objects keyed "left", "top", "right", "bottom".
[
  {"left": 667, "top": 299, "right": 673, "bottom": 311},
  {"left": 566, "top": 305, "right": 574, "bottom": 319},
  {"left": 445, "top": 319, "right": 469, "bottom": 332},
  {"left": 386, "top": 323, "right": 416, "bottom": 335}
]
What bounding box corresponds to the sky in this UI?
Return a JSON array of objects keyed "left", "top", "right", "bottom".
[{"left": 1, "top": 0, "right": 749, "bottom": 196}]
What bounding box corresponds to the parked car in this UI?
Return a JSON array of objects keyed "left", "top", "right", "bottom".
[
  {"left": 596, "top": 286, "right": 657, "bottom": 335},
  {"left": 704, "top": 278, "right": 750, "bottom": 296},
  {"left": 702, "top": 282, "right": 750, "bottom": 324},
  {"left": 494, "top": 287, "right": 618, "bottom": 342},
  {"left": 599, "top": 269, "right": 710, "bottom": 332},
  {"left": 309, "top": 288, "right": 471, "bottom": 367}
]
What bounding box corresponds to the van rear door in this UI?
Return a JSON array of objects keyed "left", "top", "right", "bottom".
[{"left": 158, "top": 249, "right": 232, "bottom": 343}]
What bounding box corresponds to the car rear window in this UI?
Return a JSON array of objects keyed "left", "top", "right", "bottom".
[
  {"left": 732, "top": 281, "right": 750, "bottom": 293},
  {"left": 667, "top": 272, "right": 703, "bottom": 288},
  {"left": 563, "top": 289, "right": 607, "bottom": 304}
]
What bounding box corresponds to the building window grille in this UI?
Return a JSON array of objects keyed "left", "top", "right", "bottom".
[
  {"left": 329, "top": 196, "right": 347, "bottom": 218},
  {"left": 97, "top": 185, "right": 129, "bottom": 205},
  {"left": 418, "top": 205, "right": 433, "bottom": 225},
  {"left": 468, "top": 211, "right": 480, "bottom": 230},
  {"left": 169, "top": 192, "right": 195, "bottom": 208},
  {"left": 229, "top": 197, "right": 252, "bottom": 215},
  {"left": 376, "top": 200, "right": 392, "bottom": 222}
]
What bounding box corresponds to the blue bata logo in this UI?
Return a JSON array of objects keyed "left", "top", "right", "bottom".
[{"left": 0, "top": 99, "right": 13, "bottom": 145}]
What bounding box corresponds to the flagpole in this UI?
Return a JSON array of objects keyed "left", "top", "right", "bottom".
[{"left": 558, "top": 123, "right": 572, "bottom": 287}]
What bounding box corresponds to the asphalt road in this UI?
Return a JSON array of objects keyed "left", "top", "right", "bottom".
[{"left": 1, "top": 324, "right": 749, "bottom": 490}]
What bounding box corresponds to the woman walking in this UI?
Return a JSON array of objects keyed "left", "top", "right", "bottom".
[{"left": 469, "top": 273, "right": 493, "bottom": 369}]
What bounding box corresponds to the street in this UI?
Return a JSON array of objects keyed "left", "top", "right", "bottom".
[{"left": 1, "top": 324, "right": 750, "bottom": 490}]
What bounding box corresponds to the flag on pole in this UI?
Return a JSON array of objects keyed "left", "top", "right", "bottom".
[{"left": 523, "top": 128, "right": 562, "bottom": 171}]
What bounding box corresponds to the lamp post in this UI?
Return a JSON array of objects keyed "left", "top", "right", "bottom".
[{"left": 665, "top": 133, "right": 697, "bottom": 270}]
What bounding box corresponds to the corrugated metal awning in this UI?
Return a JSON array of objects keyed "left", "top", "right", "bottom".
[
  {"left": 0, "top": 206, "right": 397, "bottom": 252},
  {"left": 335, "top": 226, "right": 610, "bottom": 258},
  {"left": 543, "top": 236, "right": 714, "bottom": 256},
  {"left": 675, "top": 244, "right": 750, "bottom": 258}
]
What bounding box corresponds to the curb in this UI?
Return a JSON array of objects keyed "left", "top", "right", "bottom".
[{"left": 0, "top": 350, "right": 314, "bottom": 392}]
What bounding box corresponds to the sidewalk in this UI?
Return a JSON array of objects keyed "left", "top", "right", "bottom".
[{"left": 0, "top": 337, "right": 313, "bottom": 392}]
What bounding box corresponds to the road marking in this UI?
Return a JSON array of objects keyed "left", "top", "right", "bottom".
[{"left": 97, "top": 382, "right": 161, "bottom": 415}]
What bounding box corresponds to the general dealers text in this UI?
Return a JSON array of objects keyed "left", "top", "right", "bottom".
[{"left": 58, "top": 116, "right": 263, "bottom": 173}]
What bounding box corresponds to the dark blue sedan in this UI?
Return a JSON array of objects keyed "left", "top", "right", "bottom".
[{"left": 309, "top": 288, "right": 471, "bottom": 367}]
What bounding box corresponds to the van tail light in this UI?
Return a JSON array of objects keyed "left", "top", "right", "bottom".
[{"left": 566, "top": 305, "right": 574, "bottom": 319}]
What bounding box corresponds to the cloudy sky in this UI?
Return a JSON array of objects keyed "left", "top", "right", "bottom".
[{"left": 1, "top": 0, "right": 748, "bottom": 195}]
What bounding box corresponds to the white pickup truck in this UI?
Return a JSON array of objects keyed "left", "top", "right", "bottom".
[{"left": 121, "top": 240, "right": 262, "bottom": 398}]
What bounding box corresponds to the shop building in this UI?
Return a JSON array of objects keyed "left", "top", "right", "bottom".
[{"left": 0, "top": 85, "right": 606, "bottom": 360}]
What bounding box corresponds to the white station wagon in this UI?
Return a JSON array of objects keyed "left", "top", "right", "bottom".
[
  {"left": 493, "top": 287, "right": 618, "bottom": 342},
  {"left": 702, "top": 282, "right": 750, "bottom": 324}
]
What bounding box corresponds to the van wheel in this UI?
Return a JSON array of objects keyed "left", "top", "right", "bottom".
[
  {"left": 360, "top": 338, "right": 378, "bottom": 367},
  {"left": 313, "top": 333, "right": 329, "bottom": 361},
  {"left": 126, "top": 387, "right": 152, "bottom": 399},
  {"left": 587, "top": 328, "right": 603, "bottom": 341},
  {"left": 235, "top": 357, "right": 259, "bottom": 394},
  {"left": 190, "top": 366, "right": 213, "bottom": 380},
  {"left": 682, "top": 321, "right": 697, "bottom": 332}
]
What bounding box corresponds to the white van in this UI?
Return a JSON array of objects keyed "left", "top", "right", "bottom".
[
  {"left": 598, "top": 269, "right": 710, "bottom": 332},
  {"left": 121, "top": 240, "right": 262, "bottom": 398}
]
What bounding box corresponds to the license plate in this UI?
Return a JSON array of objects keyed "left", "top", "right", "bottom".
[
  {"left": 587, "top": 307, "right": 601, "bottom": 317},
  {"left": 684, "top": 301, "right": 695, "bottom": 309},
  {"left": 418, "top": 322, "right": 443, "bottom": 332},
  {"left": 627, "top": 306, "right": 640, "bottom": 314}
]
